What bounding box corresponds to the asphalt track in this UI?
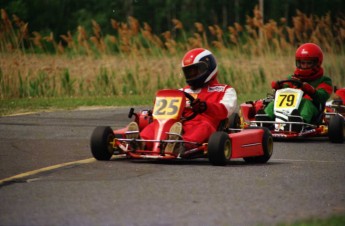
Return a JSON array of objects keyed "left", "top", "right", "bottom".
[{"left": 0, "top": 107, "right": 344, "bottom": 226}]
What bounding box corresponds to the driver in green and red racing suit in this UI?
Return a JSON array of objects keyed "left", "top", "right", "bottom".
[{"left": 263, "top": 43, "right": 332, "bottom": 125}]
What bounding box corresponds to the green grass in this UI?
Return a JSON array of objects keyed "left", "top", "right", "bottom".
[
  {"left": 0, "top": 95, "right": 154, "bottom": 116},
  {"left": 0, "top": 91, "right": 269, "bottom": 116},
  {"left": 276, "top": 214, "right": 345, "bottom": 226}
]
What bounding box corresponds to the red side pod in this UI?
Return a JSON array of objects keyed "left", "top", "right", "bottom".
[{"left": 229, "top": 129, "right": 264, "bottom": 158}]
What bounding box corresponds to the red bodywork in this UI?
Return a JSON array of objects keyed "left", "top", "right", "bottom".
[
  {"left": 111, "top": 89, "right": 267, "bottom": 161},
  {"left": 229, "top": 129, "right": 264, "bottom": 158},
  {"left": 114, "top": 123, "right": 265, "bottom": 160}
]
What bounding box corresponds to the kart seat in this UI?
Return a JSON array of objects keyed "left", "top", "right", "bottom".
[
  {"left": 217, "top": 113, "right": 241, "bottom": 132},
  {"left": 217, "top": 118, "right": 229, "bottom": 131}
]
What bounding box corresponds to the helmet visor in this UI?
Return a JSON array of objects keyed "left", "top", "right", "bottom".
[
  {"left": 296, "top": 58, "right": 318, "bottom": 69},
  {"left": 182, "top": 62, "right": 208, "bottom": 80}
]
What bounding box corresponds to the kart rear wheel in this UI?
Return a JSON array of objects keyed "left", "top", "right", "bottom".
[
  {"left": 90, "top": 126, "right": 115, "bottom": 160},
  {"left": 208, "top": 132, "right": 231, "bottom": 166},
  {"left": 243, "top": 127, "right": 273, "bottom": 164},
  {"left": 328, "top": 115, "right": 344, "bottom": 143}
]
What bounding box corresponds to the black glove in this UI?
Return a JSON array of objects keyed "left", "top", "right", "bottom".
[{"left": 191, "top": 99, "right": 207, "bottom": 113}]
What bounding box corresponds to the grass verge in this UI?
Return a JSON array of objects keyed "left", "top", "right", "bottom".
[
  {"left": 276, "top": 214, "right": 345, "bottom": 226},
  {"left": 0, "top": 95, "right": 154, "bottom": 116},
  {"left": 0, "top": 91, "right": 269, "bottom": 116}
]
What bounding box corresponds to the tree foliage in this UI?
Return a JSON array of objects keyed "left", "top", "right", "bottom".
[{"left": 1, "top": 0, "right": 344, "bottom": 38}]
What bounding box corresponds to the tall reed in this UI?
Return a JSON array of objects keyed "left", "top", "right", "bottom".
[{"left": 0, "top": 6, "right": 344, "bottom": 99}]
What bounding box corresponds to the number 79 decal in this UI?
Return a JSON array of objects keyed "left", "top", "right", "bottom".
[
  {"left": 275, "top": 93, "right": 298, "bottom": 108},
  {"left": 153, "top": 97, "right": 183, "bottom": 119}
]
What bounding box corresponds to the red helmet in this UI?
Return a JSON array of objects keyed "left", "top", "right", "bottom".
[
  {"left": 181, "top": 48, "right": 218, "bottom": 89},
  {"left": 294, "top": 43, "right": 323, "bottom": 81}
]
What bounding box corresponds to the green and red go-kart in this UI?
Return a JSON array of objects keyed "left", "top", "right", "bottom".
[
  {"left": 90, "top": 89, "right": 273, "bottom": 166},
  {"left": 240, "top": 79, "right": 344, "bottom": 143}
]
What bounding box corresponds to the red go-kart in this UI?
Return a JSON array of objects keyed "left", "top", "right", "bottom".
[
  {"left": 240, "top": 80, "right": 344, "bottom": 143},
  {"left": 90, "top": 89, "right": 273, "bottom": 166}
]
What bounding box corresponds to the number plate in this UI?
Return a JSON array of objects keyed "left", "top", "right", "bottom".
[
  {"left": 153, "top": 97, "right": 182, "bottom": 119},
  {"left": 275, "top": 93, "right": 298, "bottom": 109}
]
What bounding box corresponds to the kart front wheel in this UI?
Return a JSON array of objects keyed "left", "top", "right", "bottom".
[
  {"left": 328, "top": 115, "right": 344, "bottom": 143},
  {"left": 90, "top": 126, "right": 115, "bottom": 160},
  {"left": 243, "top": 127, "right": 273, "bottom": 164},
  {"left": 208, "top": 132, "right": 232, "bottom": 166}
]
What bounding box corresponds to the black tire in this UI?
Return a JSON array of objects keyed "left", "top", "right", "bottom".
[
  {"left": 90, "top": 126, "right": 115, "bottom": 160},
  {"left": 328, "top": 115, "right": 344, "bottom": 143},
  {"left": 243, "top": 127, "right": 273, "bottom": 164},
  {"left": 208, "top": 132, "right": 232, "bottom": 166},
  {"left": 228, "top": 112, "right": 241, "bottom": 132}
]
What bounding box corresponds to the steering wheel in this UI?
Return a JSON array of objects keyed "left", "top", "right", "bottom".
[
  {"left": 277, "top": 79, "right": 303, "bottom": 88},
  {"left": 181, "top": 91, "right": 198, "bottom": 121}
]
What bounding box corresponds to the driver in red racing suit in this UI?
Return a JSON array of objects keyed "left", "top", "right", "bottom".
[{"left": 140, "top": 48, "right": 237, "bottom": 151}]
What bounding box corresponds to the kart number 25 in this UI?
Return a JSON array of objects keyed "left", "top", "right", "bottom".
[
  {"left": 276, "top": 93, "right": 297, "bottom": 108},
  {"left": 153, "top": 97, "right": 182, "bottom": 119}
]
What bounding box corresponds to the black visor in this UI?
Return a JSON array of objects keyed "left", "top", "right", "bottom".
[{"left": 182, "top": 62, "right": 208, "bottom": 80}]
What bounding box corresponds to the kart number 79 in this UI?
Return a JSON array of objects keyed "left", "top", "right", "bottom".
[
  {"left": 153, "top": 97, "right": 182, "bottom": 119},
  {"left": 275, "top": 93, "right": 298, "bottom": 108}
]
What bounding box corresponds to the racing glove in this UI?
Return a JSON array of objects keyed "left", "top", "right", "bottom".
[
  {"left": 302, "top": 82, "right": 316, "bottom": 95},
  {"left": 191, "top": 99, "right": 207, "bottom": 113},
  {"left": 271, "top": 81, "right": 282, "bottom": 90}
]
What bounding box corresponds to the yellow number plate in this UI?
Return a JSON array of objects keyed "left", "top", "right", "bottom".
[
  {"left": 153, "top": 97, "right": 182, "bottom": 120},
  {"left": 275, "top": 93, "right": 298, "bottom": 109}
]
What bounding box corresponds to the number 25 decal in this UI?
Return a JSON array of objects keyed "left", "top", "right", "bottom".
[{"left": 153, "top": 97, "right": 182, "bottom": 119}]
